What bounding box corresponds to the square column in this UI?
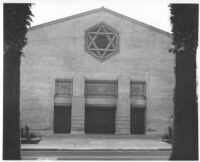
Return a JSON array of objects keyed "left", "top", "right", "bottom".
[
  {"left": 116, "top": 76, "right": 130, "bottom": 134},
  {"left": 71, "top": 75, "right": 85, "bottom": 134}
]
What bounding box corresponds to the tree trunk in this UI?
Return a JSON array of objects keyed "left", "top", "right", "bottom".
[
  {"left": 170, "top": 48, "right": 198, "bottom": 160},
  {"left": 169, "top": 4, "right": 198, "bottom": 160},
  {"left": 3, "top": 50, "right": 21, "bottom": 160}
]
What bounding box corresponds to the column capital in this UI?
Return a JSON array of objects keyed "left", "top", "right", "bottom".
[
  {"left": 118, "top": 75, "right": 130, "bottom": 80},
  {"left": 73, "top": 74, "right": 85, "bottom": 79}
]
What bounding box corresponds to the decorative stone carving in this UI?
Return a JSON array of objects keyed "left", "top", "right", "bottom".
[
  {"left": 85, "top": 22, "right": 119, "bottom": 61},
  {"left": 130, "top": 82, "right": 145, "bottom": 97},
  {"left": 85, "top": 81, "right": 117, "bottom": 97},
  {"left": 55, "top": 80, "right": 72, "bottom": 96}
]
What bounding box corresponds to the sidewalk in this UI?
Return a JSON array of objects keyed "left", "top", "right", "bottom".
[{"left": 21, "top": 134, "right": 172, "bottom": 151}]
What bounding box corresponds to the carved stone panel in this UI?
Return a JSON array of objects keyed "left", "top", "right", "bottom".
[
  {"left": 85, "top": 81, "right": 117, "bottom": 97},
  {"left": 130, "top": 82, "right": 145, "bottom": 97},
  {"left": 55, "top": 80, "right": 72, "bottom": 96}
]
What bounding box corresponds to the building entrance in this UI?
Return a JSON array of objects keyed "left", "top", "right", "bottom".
[
  {"left": 85, "top": 106, "right": 116, "bottom": 134},
  {"left": 54, "top": 105, "right": 71, "bottom": 133},
  {"left": 130, "top": 107, "right": 145, "bottom": 134}
]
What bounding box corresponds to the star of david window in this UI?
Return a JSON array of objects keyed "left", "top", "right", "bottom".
[{"left": 85, "top": 23, "right": 119, "bottom": 61}]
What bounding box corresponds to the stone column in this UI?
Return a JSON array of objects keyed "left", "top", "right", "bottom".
[
  {"left": 116, "top": 76, "right": 130, "bottom": 134},
  {"left": 71, "top": 75, "right": 85, "bottom": 134}
]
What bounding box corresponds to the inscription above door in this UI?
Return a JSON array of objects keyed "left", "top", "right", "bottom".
[{"left": 85, "top": 81, "right": 117, "bottom": 97}]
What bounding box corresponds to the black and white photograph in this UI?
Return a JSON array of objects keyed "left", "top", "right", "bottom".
[{"left": 3, "top": 0, "right": 199, "bottom": 160}]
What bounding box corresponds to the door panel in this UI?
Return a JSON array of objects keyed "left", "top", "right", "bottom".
[
  {"left": 130, "top": 108, "right": 145, "bottom": 134},
  {"left": 85, "top": 106, "right": 115, "bottom": 134},
  {"left": 54, "top": 105, "right": 71, "bottom": 133}
]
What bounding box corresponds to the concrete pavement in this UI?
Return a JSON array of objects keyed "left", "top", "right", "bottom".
[
  {"left": 21, "top": 150, "right": 171, "bottom": 160},
  {"left": 21, "top": 134, "right": 171, "bottom": 151}
]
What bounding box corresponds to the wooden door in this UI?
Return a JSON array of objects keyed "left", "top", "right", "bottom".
[
  {"left": 130, "top": 108, "right": 145, "bottom": 134},
  {"left": 85, "top": 106, "right": 115, "bottom": 134},
  {"left": 54, "top": 105, "right": 71, "bottom": 133}
]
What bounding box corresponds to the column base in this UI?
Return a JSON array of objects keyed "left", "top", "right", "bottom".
[
  {"left": 70, "top": 130, "right": 85, "bottom": 135},
  {"left": 116, "top": 130, "right": 130, "bottom": 135}
]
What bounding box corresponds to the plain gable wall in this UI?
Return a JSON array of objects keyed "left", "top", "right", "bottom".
[{"left": 21, "top": 10, "right": 175, "bottom": 135}]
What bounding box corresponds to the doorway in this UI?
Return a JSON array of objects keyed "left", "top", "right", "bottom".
[
  {"left": 85, "top": 106, "right": 116, "bottom": 134},
  {"left": 130, "top": 107, "right": 145, "bottom": 134},
  {"left": 54, "top": 105, "right": 71, "bottom": 133}
]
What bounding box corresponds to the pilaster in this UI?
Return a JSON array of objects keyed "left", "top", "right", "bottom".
[
  {"left": 116, "top": 76, "right": 130, "bottom": 134},
  {"left": 71, "top": 75, "right": 85, "bottom": 134}
]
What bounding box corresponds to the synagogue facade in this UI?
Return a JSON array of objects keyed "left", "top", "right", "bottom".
[{"left": 20, "top": 7, "right": 174, "bottom": 136}]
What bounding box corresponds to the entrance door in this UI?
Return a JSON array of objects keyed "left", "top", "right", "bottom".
[
  {"left": 54, "top": 105, "right": 71, "bottom": 133},
  {"left": 130, "top": 107, "right": 145, "bottom": 134},
  {"left": 85, "top": 106, "right": 115, "bottom": 134}
]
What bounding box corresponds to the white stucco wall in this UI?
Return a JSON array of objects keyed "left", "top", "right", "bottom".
[{"left": 20, "top": 9, "right": 175, "bottom": 135}]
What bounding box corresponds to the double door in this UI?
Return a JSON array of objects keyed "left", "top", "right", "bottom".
[{"left": 85, "top": 106, "right": 116, "bottom": 134}]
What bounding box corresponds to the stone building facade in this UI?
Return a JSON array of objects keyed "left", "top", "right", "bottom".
[{"left": 20, "top": 7, "right": 175, "bottom": 136}]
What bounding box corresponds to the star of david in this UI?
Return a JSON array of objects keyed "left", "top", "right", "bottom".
[{"left": 86, "top": 23, "right": 119, "bottom": 61}]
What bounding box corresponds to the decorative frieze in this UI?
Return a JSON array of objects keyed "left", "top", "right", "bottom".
[
  {"left": 130, "top": 82, "right": 146, "bottom": 97},
  {"left": 55, "top": 80, "right": 72, "bottom": 96},
  {"left": 85, "top": 81, "right": 117, "bottom": 97}
]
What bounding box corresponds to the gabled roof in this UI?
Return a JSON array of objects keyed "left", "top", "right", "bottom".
[{"left": 29, "top": 7, "right": 171, "bottom": 36}]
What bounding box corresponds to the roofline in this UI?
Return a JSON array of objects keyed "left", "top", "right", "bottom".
[{"left": 28, "top": 7, "right": 172, "bottom": 36}]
